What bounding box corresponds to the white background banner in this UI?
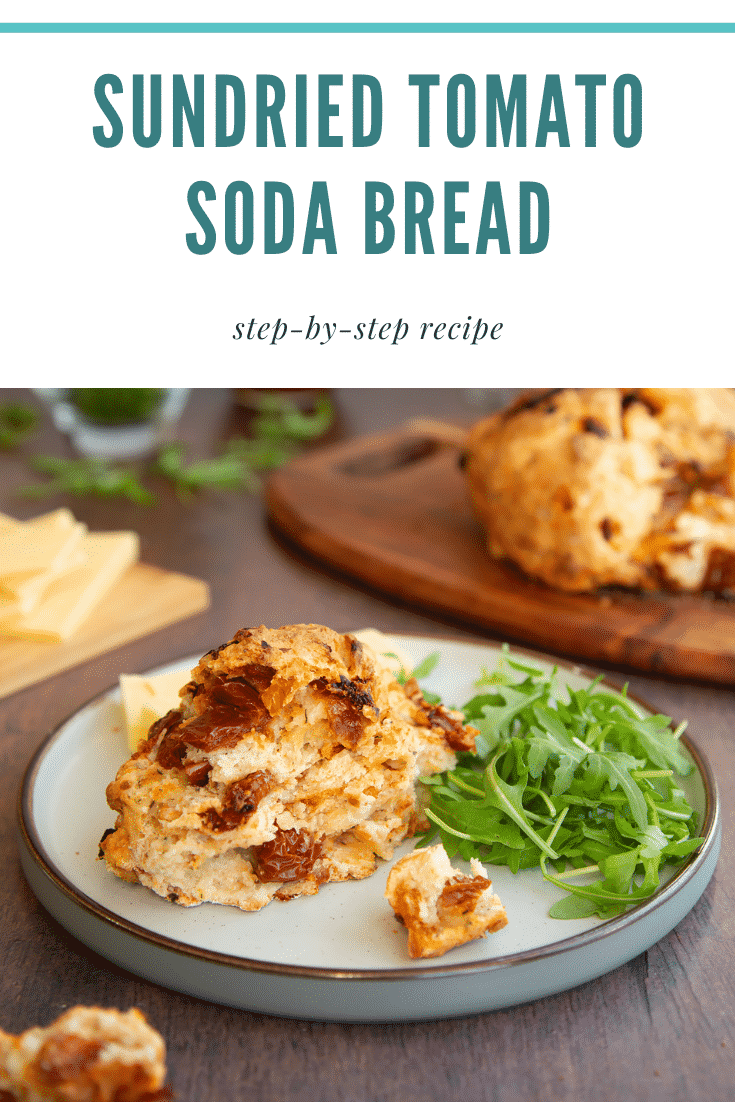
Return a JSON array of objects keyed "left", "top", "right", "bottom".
[{"left": 0, "top": 6, "right": 732, "bottom": 385}]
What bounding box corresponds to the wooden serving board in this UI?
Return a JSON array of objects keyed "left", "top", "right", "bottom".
[
  {"left": 0, "top": 563, "right": 209, "bottom": 699},
  {"left": 267, "top": 426, "right": 735, "bottom": 685}
]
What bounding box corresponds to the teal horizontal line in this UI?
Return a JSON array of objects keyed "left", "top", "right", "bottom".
[{"left": 0, "top": 22, "right": 734, "bottom": 33}]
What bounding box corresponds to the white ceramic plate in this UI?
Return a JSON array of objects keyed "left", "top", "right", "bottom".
[{"left": 18, "top": 637, "right": 720, "bottom": 1022}]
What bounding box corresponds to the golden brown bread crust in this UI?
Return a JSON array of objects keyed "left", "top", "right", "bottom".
[
  {"left": 465, "top": 388, "right": 735, "bottom": 593},
  {"left": 101, "top": 625, "right": 474, "bottom": 912},
  {"left": 0, "top": 1006, "right": 169, "bottom": 1101},
  {"left": 385, "top": 845, "right": 508, "bottom": 958}
]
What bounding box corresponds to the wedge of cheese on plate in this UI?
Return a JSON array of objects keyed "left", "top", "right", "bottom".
[
  {"left": 120, "top": 668, "right": 189, "bottom": 752},
  {"left": 350, "top": 628, "right": 412, "bottom": 676}
]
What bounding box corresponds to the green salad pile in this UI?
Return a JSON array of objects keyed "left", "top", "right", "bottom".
[{"left": 411, "top": 649, "right": 704, "bottom": 920}]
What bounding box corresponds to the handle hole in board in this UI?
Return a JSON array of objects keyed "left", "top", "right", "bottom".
[{"left": 337, "top": 438, "right": 441, "bottom": 478}]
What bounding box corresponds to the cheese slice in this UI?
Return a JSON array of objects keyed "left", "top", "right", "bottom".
[
  {"left": 119, "top": 669, "right": 191, "bottom": 752},
  {"left": 0, "top": 509, "right": 73, "bottom": 533},
  {"left": 0, "top": 545, "right": 88, "bottom": 617},
  {"left": 0, "top": 531, "right": 139, "bottom": 641},
  {"left": 0, "top": 509, "right": 86, "bottom": 593}
]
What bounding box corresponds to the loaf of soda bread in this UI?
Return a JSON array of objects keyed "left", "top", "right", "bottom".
[{"left": 465, "top": 388, "right": 735, "bottom": 593}]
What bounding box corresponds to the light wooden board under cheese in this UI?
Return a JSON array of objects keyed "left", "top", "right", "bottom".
[
  {"left": 120, "top": 668, "right": 192, "bottom": 751},
  {"left": 0, "top": 563, "right": 210, "bottom": 700},
  {"left": 0, "top": 508, "right": 85, "bottom": 581},
  {"left": 0, "top": 531, "right": 139, "bottom": 641}
]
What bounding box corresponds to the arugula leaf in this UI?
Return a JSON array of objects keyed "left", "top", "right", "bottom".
[
  {"left": 613, "top": 715, "right": 691, "bottom": 775},
  {"left": 540, "top": 856, "right": 654, "bottom": 914},
  {"left": 473, "top": 683, "right": 547, "bottom": 749},
  {"left": 613, "top": 809, "right": 668, "bottom": 857},
  {"left": 661, "top": 837, "right": 705, "bottom": 859},
  {"left": 484, "top": 750, "right": 560, "bottom": 859},
  {"left": 587, "top": 751, "right": 649, "bottom": 831},
  {"left": 548, "top": 894, "right": 602, "bottom": 920},
  {"left": 527, "top": 704, "right": 590, "bottom": 796},
  {"left": 598, "top": 849, "right": 639, "bottom": 894},
  {"left": 393, "top": 651, "right": 441, "bottom": 701},
  {"left": 408, "top": 651, "right": 441, "bottom": 682}
]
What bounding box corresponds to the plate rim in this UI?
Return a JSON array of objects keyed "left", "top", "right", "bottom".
[{"left": 17, "top": 636, "right": 721, "bottom": 984}]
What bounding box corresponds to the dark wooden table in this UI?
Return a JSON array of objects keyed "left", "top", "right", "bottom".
[{"left": 1, "top": 389, "right": 733, "bottom": 1102}]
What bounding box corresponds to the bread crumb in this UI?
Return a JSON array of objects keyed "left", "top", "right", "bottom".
[
  {"left": 0, "top": 1006, "right": 170, "bottom": 1100},
  {"left": 385, "top": 844, "right": 507, "bottom": 959}
]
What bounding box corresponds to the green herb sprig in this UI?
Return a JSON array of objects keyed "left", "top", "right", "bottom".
[
  {"left": 415, "top": 648, "right": 703, "bottom": 920},
  {"left": 153, "top": 394, "right": 334, "bottom": 500},
  {"left": 18, "top": 456, "right": 154, "bottom": 505},
  {"left": 153, "top": 442, "right": 262, "bottom": 498},
  {"left": 0, "top": 404, "right": 38, "bottom": 450},
  {"left": 16, "top": 392, "right": 334, "bottom": 505},
  {"left": 251, "top": 392, "right": 334, "bottom": 444}
]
